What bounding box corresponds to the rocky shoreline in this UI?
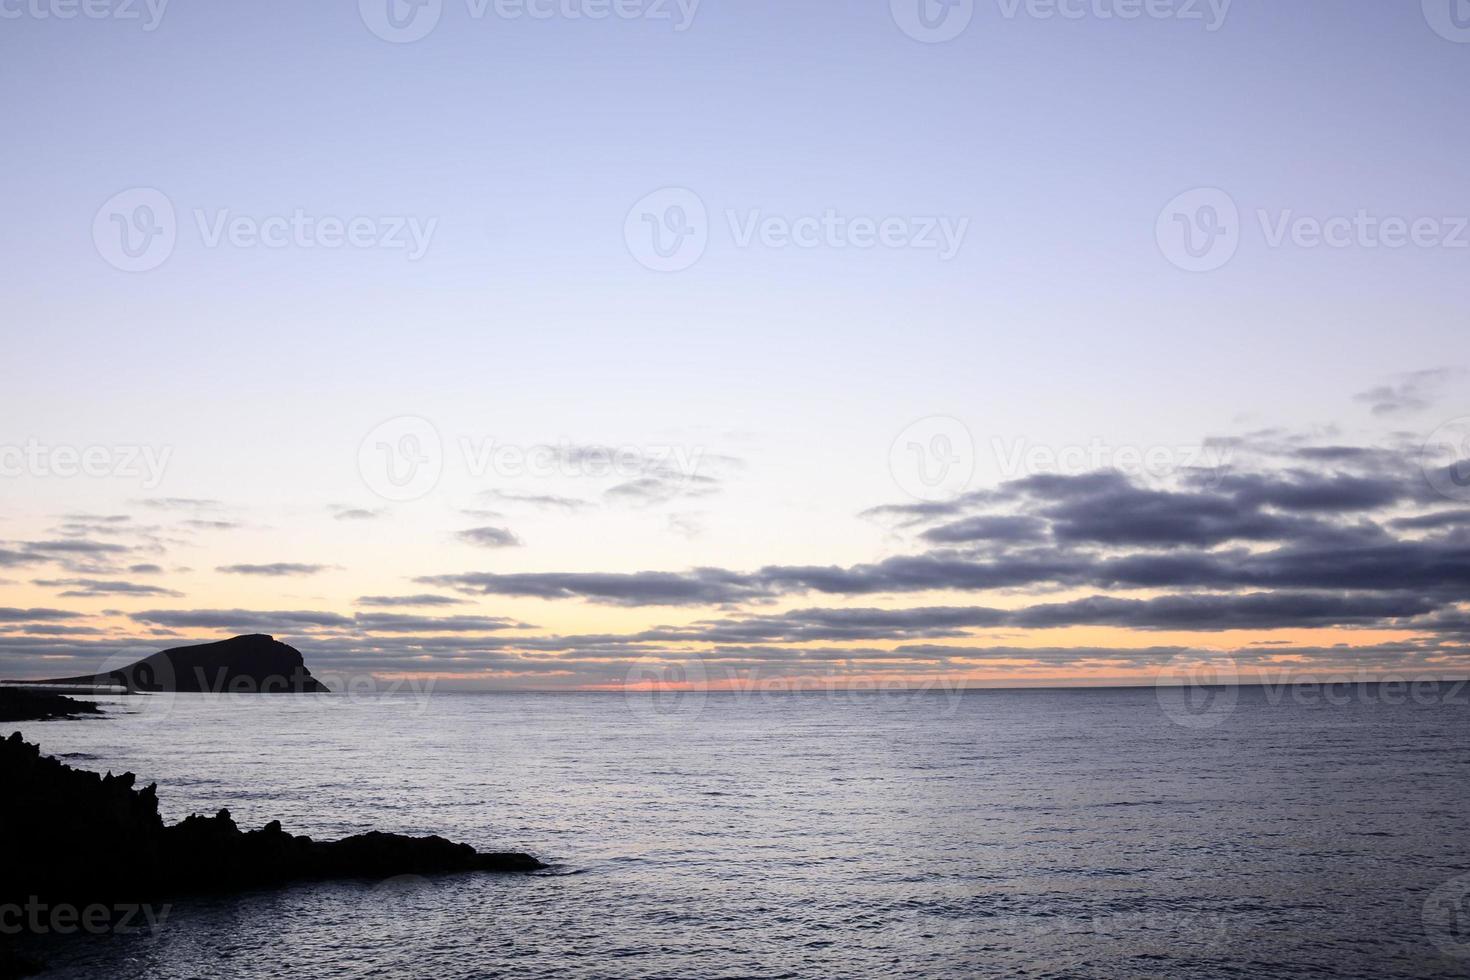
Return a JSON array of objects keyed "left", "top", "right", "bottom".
[
  {"left": 0, "top": 730, "right": 545, "bottom": 976},
  {"left": 0, "top": 689, "right": 105, "bottom": 724}
]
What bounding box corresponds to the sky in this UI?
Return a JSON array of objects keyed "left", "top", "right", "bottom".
[{"left": 1, "top": 0, "right": 1468, "bottom": 690}]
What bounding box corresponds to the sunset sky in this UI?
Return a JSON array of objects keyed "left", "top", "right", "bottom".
[{"left": 2, "top": 0, "right": 1468, "bottom": 689}]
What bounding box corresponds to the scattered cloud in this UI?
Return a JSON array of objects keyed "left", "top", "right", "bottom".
[
  {"left": 355, "top": 594, "right": 467, "bottom": 608},
  {"left": 33, "top": 578, "right": 185, "bottom": 598},
  {"left": 0, "top": 608, "right": 83, "bottom": 623},
  {"left": 138, "top": 497, "right": 224, "bottom": 511},
  {"left": 478, "top": 490, "right": 591, "bottom": 511},
  {"left": 456, "top": 526, "right": 522, "bottom": 549},
  {"left": 216, "top": 563, "right": 330, "bottom": 577},
  {"left": 330, "top": 505, "right": 383, "bottom": 521},
  {"left": 183, "top": 519, "right": 243, "bottom": 531},
  {"left": 1353, "top": 368, "right": 1461, "bottom": 417}
]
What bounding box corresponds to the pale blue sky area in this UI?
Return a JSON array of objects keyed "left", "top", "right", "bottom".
[{"left": 1, "top": 0, "right": 1467, "bottom": 561}]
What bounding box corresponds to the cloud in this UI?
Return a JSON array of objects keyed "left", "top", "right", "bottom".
[
  {"left": 7, "top": 429, "right": 1469, "bottom": 686},
  {"left": 0, "top": 549, "right": 43, "bottom": 569},
  {"left": 50, "top": 515, "right": 135, "bottom": 537},
  {"left": 351, "top": 613, "right": 527, "bottom": 633},
  {"left": 216, "top": 563, "right": 329, "bottom": 577},
  {"left": 138, "top": 497, "right": 224, "bottom": 511},
  {"left": 183, "top": 519, "right": 243, "bottom": 531},
  {"left": 604, "top": 474, "right": 720, "bottom": 507},
  {"left": 478, "top": 490, "right": 590, "bottom": 511},
  {"left": 456, "top": 527, "right": 522, "bottom": 549},
  {"left": 0, "top": 608, "right": 83, "bottom": 623},
  {"left": 330, "top": 505, "right": 383, "bottom": 521},
  {"left": 1391, "top": 510, "right": 1470, "bottom": 531},
  {"left": 415, "top": 438, "right": 1470, "bottom": 608},
  {"left": 2, "top": 538, "right": 137, "bottom": 574},
  {"left": 21, "top": 540, "right": 131, "bottom": 556},
  {"left": 643, "top": 591, "right": 1441, "bottom": 643},
  {"left": 129, "top": 609, "right": 355, "bottom": 629},
  {"left": 920, "top": 515, "right": 1049, "bottom": 545},
  {"left": 667, "top": 513, "right": 704, "bottom": 539},
  {"left": 124, "top": 608, "right": 523, "bottom": 635},
  {"left": 355, "top": 594, "right": 467, "bottom": 608},
  {"left": 33, "top": 578, "right": 185, "bottom": 598},
  {"left": 417, "top": 568, "right": 773, "bottom": 606},
  {"left": 1353, "top": 368, "right": 1461, "bottom": 416}
]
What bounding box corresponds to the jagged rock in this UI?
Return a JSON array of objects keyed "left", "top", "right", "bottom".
[
  {"left": 7, "top": 634, "right": 331, "bottom": 694},
  {"left": 0, "top": 732, "right": 543, "bottom": 912}
]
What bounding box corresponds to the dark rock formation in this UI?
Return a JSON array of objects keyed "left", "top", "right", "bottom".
[
  {"left": 8, "top": 634, "right": 330, "bottom": 694},
  {"left": 0, "top": 689, "right": 103, "bottom": 724},
  {"left": 0, "top": 732, "right": 544, "bottom": 911}
]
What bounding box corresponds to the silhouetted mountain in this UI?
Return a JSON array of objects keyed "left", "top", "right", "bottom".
[{"left": 15, "top": 634, "right": 330, "bottom": 694}]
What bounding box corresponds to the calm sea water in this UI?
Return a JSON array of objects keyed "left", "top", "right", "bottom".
[{"left": 9, "top": 684, "right": 1470, "bottom": 979}]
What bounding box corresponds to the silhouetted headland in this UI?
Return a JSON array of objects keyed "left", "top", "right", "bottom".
[
  {"left": 0, "top": 732, "right": 544, "bottom": 907},
  {"left": 9, "top": 634, "right": 330, "bottom": 694}
]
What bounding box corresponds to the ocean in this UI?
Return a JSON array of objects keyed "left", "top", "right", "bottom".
[{"left": 10, "top": 684, "right": 1470, "bottom": 979}]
